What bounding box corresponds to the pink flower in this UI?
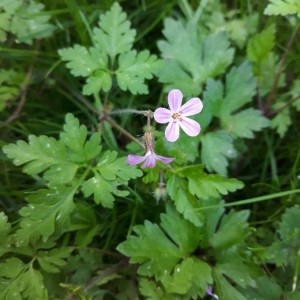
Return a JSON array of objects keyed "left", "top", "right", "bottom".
[
  {"left": 127, "top": 131, "right": 174, "bottom": 168},
  {"left": 154, "top": 89, "right": 203, "bottom": 142}
]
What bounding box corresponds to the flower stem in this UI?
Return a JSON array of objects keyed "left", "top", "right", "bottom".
[{"left": 102, "top": 114, "right": 144, "bottom": 149}]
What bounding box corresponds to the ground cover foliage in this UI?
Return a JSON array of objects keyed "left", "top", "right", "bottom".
[{"left": 1, "top": 0, "right": 300, "bottom": 299}]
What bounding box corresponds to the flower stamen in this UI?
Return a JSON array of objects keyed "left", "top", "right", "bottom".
[{"left": 172, "top": 112, "right": 181, "bottom": 119}]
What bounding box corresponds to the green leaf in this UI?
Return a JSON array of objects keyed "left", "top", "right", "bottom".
[
  {"left": 157, "top": 19, "right": 233, "bottom": 94},
  {"left": 93, "top": 2, "right": 136, "bottom": 61},
  {"left": 158, "top": 130, "right": 200, "bottom": 164},
  {"left": 161, "top": 257, "right": 212, "bottom": 295},
  {"left": 15, "top": 186, "right": 76, "bottom": 244},
  {"left": 37, "top": 247, "right": 73, "bottom": 273},
  {"left": 21, "top": 265, "right": 48, "bottom": 299},
  {"left": 83, "top": 70, "right": 112, "bottom": 95},
  {"left": 82, "top": 151, "right": 142, "bottom": 208},
  {"left": 0, "top": 212, "right": 11, "bottom": 241},
  {"left": 216, "top": 260, "right": 255, "bottom": 288},
  {"left": 0, "top": 259, "right": 47, "bottom": 300},
  {"left": 290, "top": 79, "right": 300, "bottom": 111},
  {"left": 117, "top": 221, "right": 182, "bottom": 278},
  {"left": 0, "top": 212, "right": 11, "bottom": 257},
  {"left": 58, "top": 46, "right": 111, "bottom": 95},
  {"left": 222, "top": 108, "right": 270, "bottom": 138},
  {"left": 202, "top": 62, "right": 269, "bottom": 140},
  {"left": 160, "top": 205, "right": 201, "bottom": 254},
  {"left": 116, "top": 50, "right": 160, "bottom": 94},
  {"left": 82, "top": 172, "right": 115, "bottom": 208},
  {"left": 59, "top": 3, "right": 158, "bottom": 95},
  {"left": 139, "top": 278, "right": 166, "bottom": 300},
  {"left": 279, "top": 205, "right": 300, "bottom": 247},
  {"left": 201, "top": 131, "right": 237, "bottom": 176},
  {"left": 213, "top": 269, "right": 247, "bottom": 300},
  {"left": 0, "top": 69, "right": 25, "bottom": 111},
  {"left": 221, "top": 61, "right": 256, "bottom": 116},
  {"left": 271, "top": 102, "right": 291, "bottom": 137},
  {"left": 60, "top": 113, "right": 101, "bottom": 162},
  {"left": 247, "top": 24, "right": 276, "bottom": 63},
  {"left": 211, "top": 210, "right": 250, "bottom": 249},
  {"left": 203, "top": 78, "right": 224, "bottom": 118},
  {"left": 43, "top": 163, "right": 79, "bottom": 185},
  {"left": 201, "top": 32, "right": 235, "bottom": 79},
  {"left": 254, "top": 52, "right": 283, "bottom": 96},
  {"left": 3, "top": 136, "right": 64, "bottom": 169},
  {"left": 3, "top": 113, "right": 103, "bottom": 187},
  {"left": 8, "top": 0, "right": 55, "bottom": 44},
  {"left": 71, "top": 203, "right": 101, "bottom": 247},
  {"left": 176, "top": 165, "right": 244, "bottom": 200},
  {"left": 166, "top": 260, "right": 211, "bottom": 297},
  {"left": 0, "top": 257, "right": 24, "bottom": 278},
  {"left": 244, "top": 276, "right": 282, "bottom": 300},
  {"left": 0, "top": 0, "right": 17, "bottom": 42},
  {"left": 264, "top": 0, "right": 300, "bottom": 17},
  {"left": 167, "top": 173, "right": 204, "bottom": 227},
  {"left": 58, "top": 45, "right": 108, "bottom": 78}
]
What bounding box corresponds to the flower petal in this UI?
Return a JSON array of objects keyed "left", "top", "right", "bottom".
[
  {"left": 165, "top": 120, "right": 180, "bottom": 142},
  {"left": 155, "top": 155, "right": 174, "bottom": 164},
  {"left": 180, "top": 98, "right": 203, "bottom": 116},
  {"left": 168, "top": 89, "right": 183, "bottom": 112},
  {"left": 154, "top": 108, "right": 172, "bottom": 124},
  {"left": 142, "top": 154, "right": 157, "bottom": 168},
  {"left": 179, "top": 117, "right": 201, "bottom": 137},
  {"left": 127, "top": 154, "right": 146, "bottom": 166}
]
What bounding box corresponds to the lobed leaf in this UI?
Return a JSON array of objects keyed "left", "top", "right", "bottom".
[
  {"left": 93, "top": 2, "right": 136, "bottom": 60},
  {"left": 271, "top": 102, "right": 291, "bottom": 137},
  {"left": 116, "top": 50, "right": 160, "bottom": 94},
  {"left": 213, "top": 269, "right": 247, "bottom": 300},
  {"left": 9, "top": 0, "right": 55, "bottom": 44},
  {"left": 222, "top": 108, "right": 270, "bottom": 138},
  {"left": 0, "top": 212, "right": 11, "bottom": 241},
  {"left": 58, "top": 45, "right": 108, "bottom": 77},
  {"left": 160, "top": 257, "right": 212, "bottom": 296},
  {"left": 117, "top": 221, "right": 182, "bottom": 278},
  {"left": 0, "top": 259, "right": 47, "bottom": 300},
  {"left": 139, "top": 278, "right": 166, "bottom": 300},
  {"left": 158, "top": 19, "right": 234, "bottom": 94},
  {"left": 247, "top": 24, "right": 276, "bottom": 63},
  {"left": 201, "top": 131, "right": 237, "bottom": 176},
  {"left": 211, "top": 210, "right": 250, "bottom": 249},
  {"left": 201, "top": 32, "right": 235, "bottom": 79},
  {"left": 15, "top": 186, "right": 76, "bottom": 244},
  {"left": 221, "top": 61, "right": 256, "bottom": 116},
  {"left": 60, "top": 113, "right": 101, "bottom": 162},
  {"left": 160, "top": 205, "right": 201, "bottom": 255},
  {"left": 3, "top": 135, "right": 68, "bottom": 174},
  {"left": 176, "top": 165, "right": 244, "bottom": 200},
  {"left": 166, "top": 174, "right": 204, "bottom": 227},
  {"left": 0, "top": 69, "right": 25, "bottom": 111},
  {"left": 37, "top": 247, "right": 73, "bottom": 273},
  {"left": 82, "top": 151, "right": 142, "bottom": 208},
  {"left": 264, "top": 0, "right": 300, "bottom": 17},
  {"left": 279, "top": 205, "right": 300, "bottom": 247}
]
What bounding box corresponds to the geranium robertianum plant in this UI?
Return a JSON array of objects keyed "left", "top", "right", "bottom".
[{"left": 1, "top": 1, "right": 300, "bottom": 300}]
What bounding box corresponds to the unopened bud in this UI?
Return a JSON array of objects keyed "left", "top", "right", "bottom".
[{"left": 154, "top": 185, "right": 167, "bottom": 202}]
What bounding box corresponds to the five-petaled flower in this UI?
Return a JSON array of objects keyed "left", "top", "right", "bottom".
[
  {"left": 154, "top": 89, "right": 203, "bottom": 142},
  {"left": 127, "top": 131, "right": 174, "bottom": 168}
]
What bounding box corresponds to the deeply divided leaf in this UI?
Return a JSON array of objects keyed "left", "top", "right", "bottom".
[
  {"left": 201, "top": 131, "right": 237, "bottom": 176},
  {"left": 93, "top": 2, "right": 136, "bottom": 60},
  {"left": 158, "top": 19, "right": 234, "bottom": 94}
]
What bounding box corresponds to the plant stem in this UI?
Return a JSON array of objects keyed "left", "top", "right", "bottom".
[{"left": 264, "top": 24, "right": 300, "bottom": 116}]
